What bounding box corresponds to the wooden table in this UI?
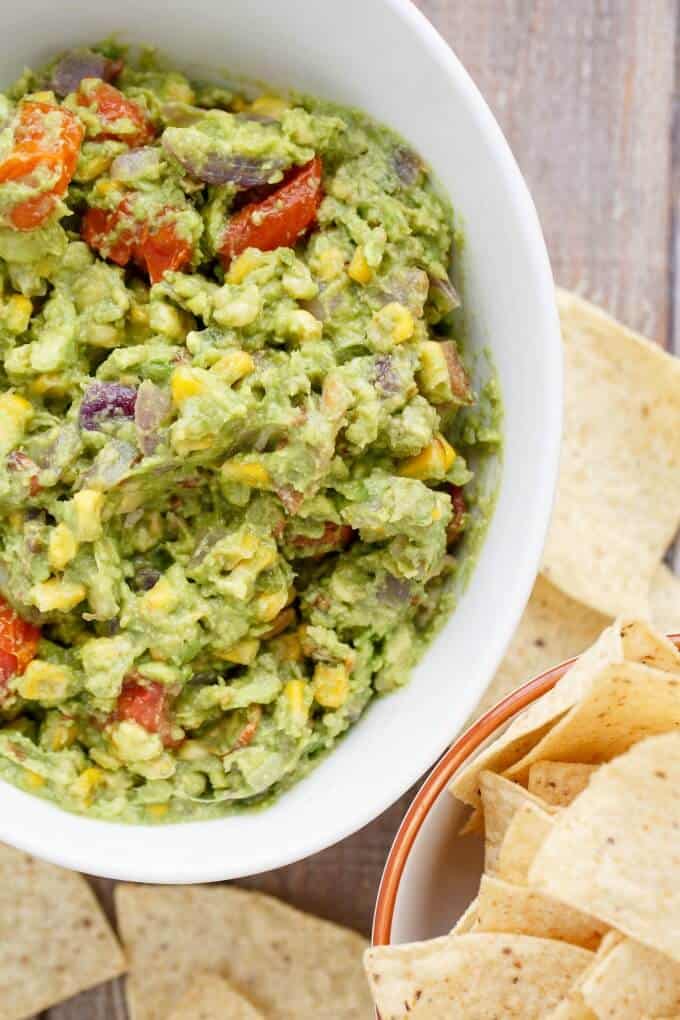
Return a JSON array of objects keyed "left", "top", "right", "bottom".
[{"left": 41, "top": 3, "right": 679, "bottom": 1016}]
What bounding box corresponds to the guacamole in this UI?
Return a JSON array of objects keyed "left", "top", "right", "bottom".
[{"left": 0, "top": 45, "right": 500, "bottom": 822}]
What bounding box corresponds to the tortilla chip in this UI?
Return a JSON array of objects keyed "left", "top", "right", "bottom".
[
  {"left": 0, "top": 843, "right": 125, "bottom": 1020},
  {"left": 474, "top": 576, "right": 609, "bottom": 719},
  {"left": 619, "top": 618, "right": 680, "bottom": 674},
  {"left": 168, "top": 974, "right": 263, "bottom": 1020},
  {"left": 364, "top": 933, "right": 593, "bottom": 1019},
  {"left": 472, "top": 874, "right": 606, "bottom": 950},
  {"left": 651, "top": 564, "right": 680, "bottom": 634},
  {"left": 529, "top": 732, "right": 680, "bottom": 963},
  {"left": 580, "top": 937, "right": 680, "bottom": 1019},
  {"left": 451, "top": 619, "right": 661, "bottom": 812},
  {"left": 496, "top": 801, "right": 555, "bottom": 883},
  {"left": 451, "top": 896, "right": 479, "bottom": 933},
  {"left": 542, "top": 289, "right": 680, "bottom": 618},
  {"left": 527, "top": 762, "right": 599, "bottom": 807},
  {"left": 115, "top": 884, "right": 370, "bottom": 1020},
  {"left": 546, "top": 994, "right": 597, "bottom": 1019},
  {"left": 506, "top": 661, "right": 680, "bottom": 782},
  {"left": 479, "top": 771, "right": 555, "bottom": 873}
]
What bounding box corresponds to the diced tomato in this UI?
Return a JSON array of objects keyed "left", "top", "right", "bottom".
[
  {"left": 0, "top": 597, "right": 40, "bottom": 678},
  {"left": 234, "top": 706, "right": 262, "bottom": 750},
  {"left": 290, "top": 521, "right": 353, "bottom": 557},
  {"left": 76, "top": 81, "right": 155, "bottom": 147},
  {"left": 446, "top": 485, "right": 467, "bottom": 546},
  {"left": 7, "top": 451, "right": 41, "bottom": 497},
  {"left": 0, "top": 100, "right": 84, "bottom": 230},
  {"left": 116, "top": 677, "right": 180, "bottom": 748},
  {"left": 0, "top": 651, "right": 19, "bottom": 700},
  {"left": 81, "top": 201, "right": 192, "bottom": 283},
  {"left": 219, "top": 155, "right": 323, "bottom": 265}
]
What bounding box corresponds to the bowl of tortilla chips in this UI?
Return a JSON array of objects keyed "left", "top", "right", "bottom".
[{"left": 368, "top": 619, "right": 680, "bottom": 1019}]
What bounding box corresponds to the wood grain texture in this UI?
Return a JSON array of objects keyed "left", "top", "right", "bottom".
[{"left": 41, "top": 3, "right": 678, "bottom": 1016}]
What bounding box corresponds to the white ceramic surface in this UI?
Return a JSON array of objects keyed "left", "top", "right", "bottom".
[{"left": 0, "top": 0, "right": 561, "bottom": 882}]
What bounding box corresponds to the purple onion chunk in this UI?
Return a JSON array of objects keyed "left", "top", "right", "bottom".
[
  {"left": 110, "top": 147, "right": 161, "bottom": 182},
  {"left": 133, "top": 567, "right": 161, "bottom": 592},
  {"left": 373, "top": 355, "right": 400, "bottom": 396},
  {"left": 134, "top": 380, "right": 171, "bottom": 456},
  {"left": 80, "top": 382, "right": 137, "bottom": 432},
  {"left": 162, "top": 131, "right": 286, "bottom": 188},
  {"left": 379, "top": 574, "right": 412, "bottom": 605},
  {"left": 428, "top": 273, "right": 461, "bottom": 314},
  {"left": 393, "top": 145, "right": 424, "bottom": 187},
  {"left": 49, "top": 49, "right": 119, "bottom": 97}
]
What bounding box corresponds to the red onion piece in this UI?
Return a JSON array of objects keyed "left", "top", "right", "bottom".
[
  {"left": 49, "top": 49, "right": 120, "bottom": 97},
  {"left": 393, "top": 145, "right": 424, "bottom": 186},
  {"left": 110, "top": 147, "right": 161, "bottom": 182},
  {"left": 80, "top": 382, "right": 137, "bottom": 432},
  {"left": 162, "top": 132, "right": 286, "bottom": 187},
  {"left": 134, "top": 380, "right": 171, "bottom": 456},
  {"left": 428, "top": 273, "right": 461, "bottom": 314}
]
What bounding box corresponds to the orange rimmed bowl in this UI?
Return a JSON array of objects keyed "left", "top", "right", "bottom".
[{"left": 372, "top": 634, "right": 680, "bottom": 949}]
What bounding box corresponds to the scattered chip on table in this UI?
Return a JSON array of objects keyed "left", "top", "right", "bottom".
[
  {"left": 0, "top": 843, "right": 125, "bottom": 1020},
  {"left": 115, "top": 883, "right": 371, "bottom": 1020}
]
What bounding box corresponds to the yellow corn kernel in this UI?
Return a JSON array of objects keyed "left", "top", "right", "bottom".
[
  {"left": 431, "top": 505, "right": 442, "bottom": 522},
  {"left": 219, "top": 638, "right": 260, "bottom": 665},
  {"left": 0, "top": 392, "right": 33, "bottom": 429},
  {"left": 76, "top": 152, "right": 114, "bottom": 182},
  {"left": 211, "top": 350, "right": 255, "bottom": 385},
  {"left": 70, "top": 767, "right": 103, "bottom": 804},
  {"left": 50, "top": 718, "right": 78, "bottom": 751},
  {"left": 249, "top": 94, "right": 288, "bottom": 118},
  {"left": 29, "top": 373, "right": 68, "bottom": 397},
  {"left": 29, "top": 579, "right": 86, "bottom": 613},
  {"left": 72, "top": 488, "right": 104, "bottom": 542},
  {"left": 255, "top": 589, "right": 288, "bottom": 623},
  {"left": 272, "top": 632, "right": 302, "bottom": 662},
  {"left": 376, "top": 302, "right": 415, "bottom": 344},
  {"left": 146, "top": 802, "right": 169, "bottom": 819},
  {"left": 149, "top": 301, "right": 188, "bottom": 340},
  {"left": 313, "top": 663, "right": 350, "bottom": 709},
  {"left": 221, "top": 460, "right": 271, "bottom": 488},
  {"left": 226, "top": 249, "right": 262, "bottom": 285},
  {"left": 5, "top": 295, "right": 32, "bottom": 334},
  {"left": 129, "top": 303, "right": 150, "bottom": 327},
  {"left": 48, "top": 523, "right": 78, "bottom": 572},
  {"left": 284, "top": 678, "right": 308, "bottom": 723},
  {"left": 171, "top": 366, "right": 206, "bottom": 406},
  {"left": 94, "top": 178, "right": 119, "bottom": 197},
  {"left": 348, "top": 246, "right": 373, "bottom": 284},
  {"left": 18, "top": 659, "right": 71, "bottom": 700},
  {"left": 398, "top": 434, "right": 456, "bottom": 480},
  {"left": 23, "top": 770, "right": 45, "bottom": 789},
  {"left": 316, "top": 246, "right": 345, "bottom": 281},
  {"left": 141, "top": 576, "right": 179, "bottom": 615},
  {"left": 287, "top": 308, "right": 322, "bottom": 342}
]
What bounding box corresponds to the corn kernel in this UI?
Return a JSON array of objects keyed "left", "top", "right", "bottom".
[
  {"left": 18, "top": 659, "right": 72, "bottom": 700},
  {"left": 398, "top": 434, "right": 456, "bottom": 480},
  {"left": 50, "top": 718, "right": 78, "bottom": 751},
  {"left": 313, "top": 663, "right": 349, "bottom": 709},
  {"left": 149, "top": 301, "right": 188, "bottom": 340},
  {"left": 272, "top": 632, "right": 303, "bottom": 662},
  {"left": 221, "top": 460, "right": 271, "bottom": 488},
  {"left": 316, "top": 246, "right": 345, "bottom": 281},
  {"left": 72, "top": 489, "right": 104, "bottom": 542},
  {"left": 70, "top": 767, "right": 103, "bottom": 804},
  {"left": 48, "top": 523, "right": 78, "bottom": 572},
  {"left": 0, "top": 392, "right": 33, "bottom": 427},
  {"left": 129, "top": 303, "right": 150, "bottom": 327},
  {"left": 226, "top": 249, "right": 262, "bottom": 285},
  {"left": 249, "top": 94, "right": 288, "bottom": 119},
  {"left": 5, "top": 295, "right": 32, "bottom": 333},
  {"left": 29, "top": 579, "right": 86, "bottom": 613},
  {"left": 24, "top": 770, "right": 45, "bottom": 789},
  {"left": 348, "top": 246, "right": 372, "bottom": 284},
  {"left": 211, "top": 350, "right": 255, "bottom": 385},
  {"left": 287, "top": 308, "right": 322, "bottom": 342},
  {"left": 141, "top": 576, "right": 179, "bottom": 615},
  {"left": 284, "top": 678, "right": 309, "bottom": 724},
  {"left": 94, "top": 178, "right": 119, "bottom": 197},
  {"left": 255, "top": 589, "right": 288, "bottom": 623},
  {"left": 77, "top": 152, "right": 113, "bottom": 181},
  {"left": 171, "top": 366, "right": 207, "bottom": 406},
  {"left": 146, "top": 802, "right": 169, "bottom": 819},
  {"left": 29, "top": 373, "right": 68, "bottom": 397},
  {"left": 219, "top": 638, "right": 260, "bottom": 665},
  {"left": 376, "top": 302, "right": 415, "bottom": 344}
]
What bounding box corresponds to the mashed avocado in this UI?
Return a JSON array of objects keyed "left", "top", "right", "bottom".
[{"left": 0, "top": 45, "right": 500, "bottom": 822}]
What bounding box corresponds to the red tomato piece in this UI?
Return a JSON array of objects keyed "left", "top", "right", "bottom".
[
  {"left": 290, "top": 521, "right": 353, "bottom": 556},
  {"left": 446, "top": 485, "right": 467, "bottom": 545},
  {"left": 0, "top": 651, "right": 19, "bottom": 700},
  {"left": 219, "top": 155, "right": 323, "bottom": 265},
  {"left": 116, "top": 677, "right": 180, "bottom": 748},
  {"left": 76, "top": 81, "right": 155, "bottom": 147},
  {"left": 0, "top": 101, "right": 84, "bottom": 230},
  {"left": 0, "top": 596, "right": 40, "bottom": 676},
  {"left": 82, "top": 201, "right": 192, "bottom": 283}
]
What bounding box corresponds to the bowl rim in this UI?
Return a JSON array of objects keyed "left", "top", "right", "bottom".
[
  {"left": 371, "top": 632, "right": 680, "bottom": 947},
  {"left": 0, "top": 0, "right": 563, "bottom": 883}
]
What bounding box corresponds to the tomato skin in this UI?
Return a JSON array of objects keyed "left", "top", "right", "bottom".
[
  {"left": 0, "top": 597, "right": 40, "bottom": 677},
  {"left": 0, "top": 651, "right": 19, "bottom": 699},
  {"left": 116, "top": 677, "right": 180, "bottom": 748},
  {"left": 445, "top": 485, "right": 467, "bottom": 546},
  {"left": 76, "top": 81, "right": 155, "bottom": 147},
  {"left": 0, "top": 101, "right": 84, "bottom": 230},
  {"left": 81, "top": 202, "right": 191, "bottom": 283},
  {"left": 219, "top": 155, "right": 323, "bottom": 265}
]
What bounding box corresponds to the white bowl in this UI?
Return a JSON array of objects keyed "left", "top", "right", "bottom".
[{"left": 0, "top": 0, "right": 561, "bottom": 882}]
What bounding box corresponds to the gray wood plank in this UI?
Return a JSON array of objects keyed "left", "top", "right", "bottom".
[{"left": 42, "top": 4, "right": 678, "bottom": 1016}]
